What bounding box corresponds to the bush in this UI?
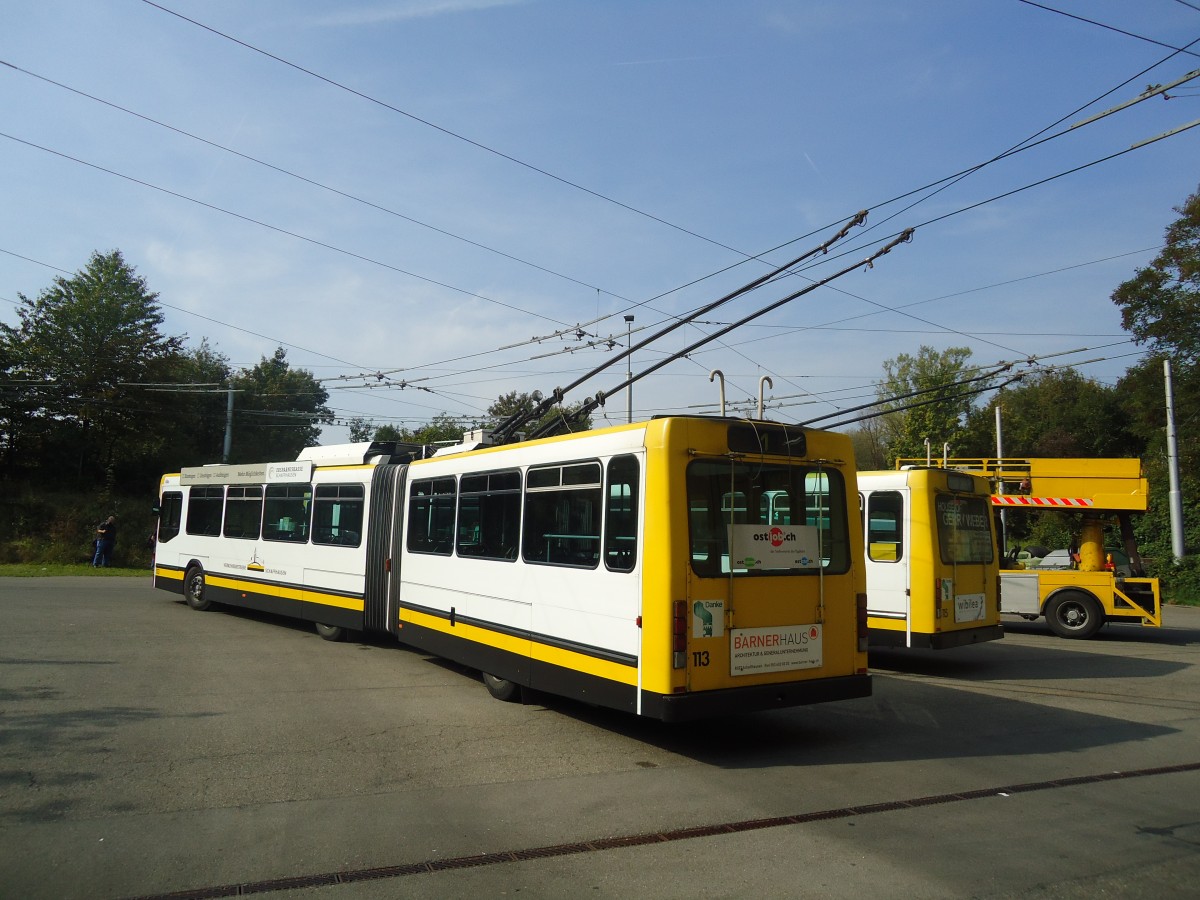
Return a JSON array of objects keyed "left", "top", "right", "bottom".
[
  {"left": 0, "top": 490, "right": 157, "bottom": 568},
  {"left": 1150, "top": 554, "right": 1200, "bottom": 606}
]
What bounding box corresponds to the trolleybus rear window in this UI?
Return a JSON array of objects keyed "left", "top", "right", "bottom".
[
  {"left": 935, "top": 493, "right": 993, "bottom": 564},
  {"left": 687, "top": 461, "right": 850, "bottom": 577}
]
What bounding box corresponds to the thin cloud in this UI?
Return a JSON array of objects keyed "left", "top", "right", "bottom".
[{"left": 308, "top": 0, "right": 530, "bottom": 27}]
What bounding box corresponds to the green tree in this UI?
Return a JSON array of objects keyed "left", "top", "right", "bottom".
[
  {"left": 148, "top": 340, "right": 235, "bottom": 470},
  {"left": 486, "top": 389, "right": 593, "bottom": 437},
  {"left": 875, "top": 345, "right": 980, "bottom": 464},
  {"left": 1110, "top": 187, "right": 1200, "bottom": 589},
  {"left": 0, "top": 250, "right": 183, "bottom": 485},
  {"left": 959, "top": 369, "right": 1141, "bottom": 459},
  {"left": 228, "top": 348, "right": 333, "bottom": 463},
  {"left": 1112, "top": 186, "right": 1200, "bottom": 364},
  {"left": 844, "top": 420, "right": 889, "bottom": 470},
  {"left": 346, "top": 416, "right": 375, "bottom": 443}
]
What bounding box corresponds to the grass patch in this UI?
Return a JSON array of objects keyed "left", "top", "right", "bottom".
[{"left": 0, "top": 563, "right": 151, "bottom": 577}]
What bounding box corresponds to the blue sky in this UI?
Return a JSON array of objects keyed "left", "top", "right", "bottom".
[{"left": 2, "top": 0, "right": 1198, "bottom": 445}]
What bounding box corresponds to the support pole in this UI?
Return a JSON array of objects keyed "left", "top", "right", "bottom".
[
  {"left": 223, "top": 387, "right": 234, "bottom": 463},
  {"left": 995, "top": 405, "right": 1006, "bottom": 550},
  {"left": 1164, "top": 359, "right": 1185, "bottom": 560}
]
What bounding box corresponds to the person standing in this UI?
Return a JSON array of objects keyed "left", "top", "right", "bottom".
[{"left": 93, "top": 515, "right": 117, "bottom": 568}]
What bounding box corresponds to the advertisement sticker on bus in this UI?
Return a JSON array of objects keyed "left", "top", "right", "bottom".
[
  {"left": 727, "top": 524, "right": 820, "bottom": 570},
  {"left": 954, "top": 593, "right": 986, "bottom": 623},
  {"left": 730, "top": 624, "right": 822, "bottom": 675}
]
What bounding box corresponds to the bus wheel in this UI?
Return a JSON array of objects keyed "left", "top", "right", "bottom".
[
  {"left": 314, "top": 623, "right": 346, "bottom": 642},
  {"left": 1045, "top": 591, "right": 1103, "bottom": 639},
  {"left": 482, "top": 672, "right": 521, "bottom": 702},
  {"left": 184, "top": 567, "right": 212, "bottom": 611}
]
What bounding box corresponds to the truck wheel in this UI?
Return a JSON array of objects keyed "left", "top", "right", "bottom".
[{"left": 1045, "top": 591, "right": 1103, "bottom": 639}]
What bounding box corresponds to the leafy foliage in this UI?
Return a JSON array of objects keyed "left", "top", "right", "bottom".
[
  {"left": 959, "top": 369, "right": 1142, "bottom": 459},
  {"left": 0, "top": 250, "right": 182, "bottom": 485},
  {"left": 0, "top": 253, "right": 335, "bottom": 492},
  {"left": 485, "top": 389, "right": 594, "bottom": 438},
  {"left": 1112, "top": 186, "right": 1200, "bottom": 365},
  {"left": 874, "top": 345, "right": 982, "bottom": 464},
  {"left": 227, "top": 348, "right": 333, "bottom": 463}
]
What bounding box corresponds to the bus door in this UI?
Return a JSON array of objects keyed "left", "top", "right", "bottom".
[{"left": 862, "top": 489, "right": 910, "bottom": 625}]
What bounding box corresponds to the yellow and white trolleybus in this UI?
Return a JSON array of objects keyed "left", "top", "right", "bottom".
[
  {"left": 857, "top": 467, "right": 1003, "bottom": 649},
  {"left": 154, "top": 417, "right": 871, "bottom": 720}
]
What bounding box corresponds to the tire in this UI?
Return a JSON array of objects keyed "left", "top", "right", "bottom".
[
  {"left": 482, "top": 672, "right": 521, "bottom": 702},
  {"left": 183, "top": 566, "right": 212, "bottom": 611},
  {"left": 314, "top": 622, "right": 347, "bottom": 642},
  {"left": 1045, "top": 591, "right": 1104, "bottom": 639}
]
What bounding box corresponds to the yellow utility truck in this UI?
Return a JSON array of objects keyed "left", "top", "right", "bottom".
[{"left": 895, "top": 457, "right": 1162, "bottom": 640}]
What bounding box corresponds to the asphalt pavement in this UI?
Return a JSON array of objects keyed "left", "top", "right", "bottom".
[{"left": 1, "top": 576, "right": 1198, "bottom": 899}]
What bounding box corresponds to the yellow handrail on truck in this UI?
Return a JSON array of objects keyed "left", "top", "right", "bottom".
[{"left": 894, "top": 457, "right": 1162, "bottom": 639}]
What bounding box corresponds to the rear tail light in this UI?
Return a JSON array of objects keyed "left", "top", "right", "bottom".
[
  {"left": 856, "top": 591, "right": 868, "bottom": 653},
  {"left": 672, "top": 600, "right": 687, "bottom": 669}
]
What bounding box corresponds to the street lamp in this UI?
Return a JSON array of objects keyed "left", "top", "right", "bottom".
[{"left": 624, "top": 315, "right": 635, "bottom": 423}]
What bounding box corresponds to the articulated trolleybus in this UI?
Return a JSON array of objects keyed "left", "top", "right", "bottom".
[
  {"left": 153, "top": 417, "right": 871, "bottom": 721},
  {"left": 857, "top": 467, "right": 1002, "bottom": 649}
]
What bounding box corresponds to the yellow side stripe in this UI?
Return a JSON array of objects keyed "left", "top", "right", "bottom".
[
  {"left": 402, "top": 606, "right": 638, "bottom": 687},
  {"left": 157, "top": 566, "right": 363, "bottom": 612}
]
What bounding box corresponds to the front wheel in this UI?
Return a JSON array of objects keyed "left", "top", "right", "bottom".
[
  {"left": 184, "top": 566, "right": 212, "bottom": 611},
  {"left": 482, "top": 672, "right": 521, "bottom": 702},
  {"left": 1045, "top": 591, "right": 1103, "bottom": 639}
]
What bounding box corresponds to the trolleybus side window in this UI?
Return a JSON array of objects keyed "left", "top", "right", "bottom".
[
  {"left": 604, "top": 455, "right": 639, "bottom": 572},
  {"left": 935, "top": 492, "right": 994, "bottom": 565},
  {"left": 457, "top": 469, "right": 522, "bottom": 561},
  {"left": 263, "top": 484, "right": 311, "bottom": 543},
  {"left": 865, "top": 491, "right": 904, "bottom": 562},
  {"left": 158, "top": 491, "right": 183, "bottom": 544},
  {"left": 408, "top": 477, "right": 456, "bottom": 556},
  {"left": 186, "top": 486, "right": 224, "bottom": 537},
  {"left": 223, "top": 486, "right": 264, "bottom": 540},
  {"left": 312, "top": 484, "right": 364, "bottom": 547},
  {"left": 686, "top": 460, "right": 850, "bottom": 577},
  {"left": 524, "top": 460, "right": 602, "bottom": 568}
]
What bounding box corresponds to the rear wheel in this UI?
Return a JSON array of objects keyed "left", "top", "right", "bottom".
[
  {"left": 314, "top": 622, "right": 347, "bottom": 642},
  {"left": 1045, "top": 591, "right": 1103, "bottom": 639},
  {"left": 482, "top": 672, "right": 521, "bottom": 702},
  {"left": 183, "top": 566, "right": 212, "bottom": 611}
]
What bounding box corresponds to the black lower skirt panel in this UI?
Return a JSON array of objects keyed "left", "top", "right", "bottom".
[
  {"left": 869, "top": 624, "right": 1004, "bottom": 650},
  {"left": 397, "top": 616, "right": 872, "bottom": 722}
]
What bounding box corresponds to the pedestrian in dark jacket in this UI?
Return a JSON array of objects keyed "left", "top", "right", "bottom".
[{"left": 93, "top": 515, "right": 117, "bottom": 568}]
